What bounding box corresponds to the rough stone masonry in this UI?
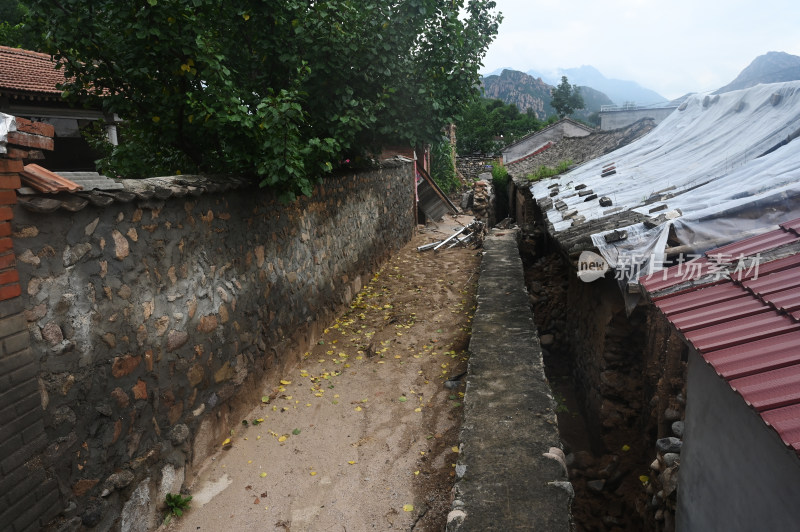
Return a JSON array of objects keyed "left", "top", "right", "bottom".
[{"left": 3, "top": 158, "right": 415, "bottom": 531}]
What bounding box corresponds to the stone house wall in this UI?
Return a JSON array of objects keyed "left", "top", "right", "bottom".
[
  {"left": 5, "top": 160, "right": 414, "bottom": 530},
  {"left": 456, "top": 157, "right": 496, "bottom": 181}
]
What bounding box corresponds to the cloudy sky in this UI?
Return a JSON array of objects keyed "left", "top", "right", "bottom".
[{"left": 480, "top": 0, "right": 800, "bottom": 100}]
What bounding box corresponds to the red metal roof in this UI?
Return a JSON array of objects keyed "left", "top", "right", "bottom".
[
  {"left": 0, "top": 45, "right": 65, "bottom": 96},
  {"left": 645, "top": 217, "right": 800, "bottom": 455}
]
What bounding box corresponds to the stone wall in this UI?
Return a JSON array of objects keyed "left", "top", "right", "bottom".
[
  {"left": 9, "top": 163, "right": 414, "bottom": 530},
  {"left": 455, "top": 157, "right": 495, "bottom": 182}
]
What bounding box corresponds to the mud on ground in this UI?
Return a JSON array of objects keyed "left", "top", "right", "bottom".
[{"left": 167, "top": 215, "right": 481, "bottom": 532}]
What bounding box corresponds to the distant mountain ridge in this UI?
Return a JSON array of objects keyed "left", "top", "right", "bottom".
[
  {"left": 527, "top": 65, "right": 667, "bottom": 106},
  {"left": 481, "top": 69, "right": 613, "bottom": 122},
  {"left": 715, "top": 51, "right": 800, "bottom": 94}
]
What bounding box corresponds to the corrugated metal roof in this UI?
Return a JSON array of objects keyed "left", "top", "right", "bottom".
[
  {"left": 709, "top": 228, "right": 799, "bottom": 259},
  {"left": 645, "top": 218, "right": 800, "bottom": 455}
]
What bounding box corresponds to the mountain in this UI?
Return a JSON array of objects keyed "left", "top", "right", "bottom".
[
  {"left": 715, "top": 51, "right": 800, "bottom": 94},
  {"left": 480, "top": 69, "right": 613, "bottom": 122},
  {"left": 482, "top": 69, "right": 555, "bottom": 119},
  {"left": 527, "top": 65, "right": 667, "bottom": 106}
]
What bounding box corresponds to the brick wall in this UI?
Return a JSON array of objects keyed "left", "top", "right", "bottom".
[{"left": 0, "top": 119, "right": 64, "bottom": 532}]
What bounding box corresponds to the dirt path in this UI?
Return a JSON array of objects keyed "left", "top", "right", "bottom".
[{"left": 166, "top": 215, "right": 481, "bottom": 532}]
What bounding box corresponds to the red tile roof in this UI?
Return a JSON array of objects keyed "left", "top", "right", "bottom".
[
  {"left": 0, "top": 46, "right": 65, "bottom": 96},
  {"left": 644, "top": 216, "right": 800, "bottom": 455},
  {"left": 21, "top": 164, "right": 82, "bottom": 193}
]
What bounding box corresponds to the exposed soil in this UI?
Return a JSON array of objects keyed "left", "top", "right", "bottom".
[
  {"left": 521, "top": 240, "right": 649, "bottom": 532},
  {"left": 166, "top": 215, "right": 481, "bottom": 532}
]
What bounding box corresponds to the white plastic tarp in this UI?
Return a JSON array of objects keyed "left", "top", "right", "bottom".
[
  {"left": 0, "top": 113, "right": 16, "bottom": 155},
  {"left": 532, "top": 81, "right": 800, "bottom": 281}
]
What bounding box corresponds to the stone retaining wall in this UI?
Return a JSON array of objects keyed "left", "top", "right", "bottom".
[
  {"left": 9, "top": 163, "right": 414, "bottom": 530},
  {"left": 455, "top": 157, "right": 496, "bottom": 182}
]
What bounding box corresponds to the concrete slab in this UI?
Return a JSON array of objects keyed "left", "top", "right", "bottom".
[{"left": 448, "top": 229, "right": 573, "bottom": 531}]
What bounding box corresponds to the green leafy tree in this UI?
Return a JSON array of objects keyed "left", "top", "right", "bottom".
[
  {"left": 456, "top": 99, "right": 543, "bottom": 155},
  {"left": 550, "top": 76, "right": 584, "bottom": 119},
  {"left": 0, "top": 2, "right": 41, "bottom": 49},
  {"left": 431, "top": 135, "right": 459, "bottom": 194},
  {"left": 26, "top": 0, "right": 501, "bottom": 201}
]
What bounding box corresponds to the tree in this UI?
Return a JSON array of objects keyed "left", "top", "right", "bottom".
[
  {"left": 26, "top": 0, "right": 501, "bottom": 201},
  {"left": 550, "top": 76, "right": 584, "bottom": 119},
  {"left": 456, "top": 99, "right": 543, "bottom": 156},
  {"left": 0, "top": 2, "right": 41, "bottom": 49}
]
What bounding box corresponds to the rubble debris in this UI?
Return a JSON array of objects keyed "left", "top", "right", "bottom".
[
  {"left": 471, "top": 180, "right": 493, "bottom": 224},
  {"left": 416, "top": 220, "right": 485, "bottom": 253}
]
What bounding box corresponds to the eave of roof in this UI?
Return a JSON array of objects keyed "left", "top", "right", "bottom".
[
  {"left": 0, "top": 46, "right": 65, "bottom": 96},
  {"left": 642, "top": 217, "right": 800, "bottom": 455}
]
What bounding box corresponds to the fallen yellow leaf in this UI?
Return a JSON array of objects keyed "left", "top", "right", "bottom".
[
  {"left": 280, "top": 380, "right": 291, "bottom": 385},
  {"left": 355, "top": 406, "right": 362, "bottom": 412},
  {"left": 260, "top": 472, "right": 267, "bottom": 478},
  {"left": 278, "top": 435, "right": 288, "bottom": 442},
  {"left": 403, "top": 504, "right": 414, "bottom": 512},
  {"left": 222, "top": 438, "right": 231, "bottom": 446},
  {"left": 452, "top": 446, "right": 460, "bottom": 453},
  {"left": 310, "top": 471, "right": 317, "bottom": 476},
  {"left": 414, "top": 408, "right": 421, "bottom": 412},
  {"left": 348, "top": 461, "right": 356, "bottom": 465}
]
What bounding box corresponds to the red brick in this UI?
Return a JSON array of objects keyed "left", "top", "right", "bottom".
[
  {"left": 0, "top": 270, "right": 19, "bottom": 285},
  {"left": 0, "top": 222, "right": 11, "bottom": 237},
  {"left": 0, "top": 160, "right": 23, "bottom": 173},
  {"left": 6, "top": 148, "right": 29, "bottom": 160},
  {"left": 0, "top": 208, "right": 12, "bottom": 222},
  {"left": 0, "top": 284, "right": 21, "bottom": 301},
  {"left": 0, "top": 175, "right": 21, "bottom": 189},
  {"left": 0, "top": 191, "right": 16, "bottom": 205},
  {"left": 0, "top": 253, "right": 15, "bottom": 269},
  {"left": 0, "top": 238, "right": 11, "bottom": 252},
  {"left": 13, "top": 118, "right": 55, "bottom": 138},
  {"left": 6, "top": 132, "right": 54, "bottom": 151}
]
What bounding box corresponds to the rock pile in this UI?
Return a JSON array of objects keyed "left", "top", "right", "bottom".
[
  {"left": 471, "top": 179, "right": 493, "bottom": 226},
  {"left": 646, "top": 411, "right": 685, "bottom": 531}
]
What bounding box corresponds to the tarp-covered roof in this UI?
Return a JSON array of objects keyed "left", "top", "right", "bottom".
[{"left": 532, "top": 81, "right": 800, "bottom": 281}]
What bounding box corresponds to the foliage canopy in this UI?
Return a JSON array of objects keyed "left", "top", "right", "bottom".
[
  {"left": 456, "top": 98, "right": 549, "bottom": 156},
  {"left": 25, "top": 0, "right": 501, "bottom": 201},
  {"left": 550, "top": 75, "right": 585, "bottom": 119}
]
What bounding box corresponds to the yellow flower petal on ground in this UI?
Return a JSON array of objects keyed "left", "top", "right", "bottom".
[
  {"left": 280, "top": 380, "right": 291, "bottom": 385},
  {"left": 403, "top": 504, "right": 414, "bottom": 512},
  {"left": 310, "top": 471, "right": 317, "bottom": 476},
  {"left": 414, "top": 470, "right": 420, "bottom": 475},
  {"left": 355, "top": 406, "right": 362, "bottom": 412},
  {"left": 278, "top": 435, "right": 288, "bottom": 442},
  {"left": 260, "top": 472, "right": 267, "bottom": 478},
  {"left": 348, "top": 461, "right": 356, "bottom": 465},
  {"left": 221, "top": 438, "right": 231, "bottom": 446},
  {"left": 414, "top": 408, "right": 421, "bottom": 412},
  {"left": 248, "top": 460, "right": 253, "bottom": 464},
  {"left": 452, "top": 446, "right": 459, "bottom": 453}
]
